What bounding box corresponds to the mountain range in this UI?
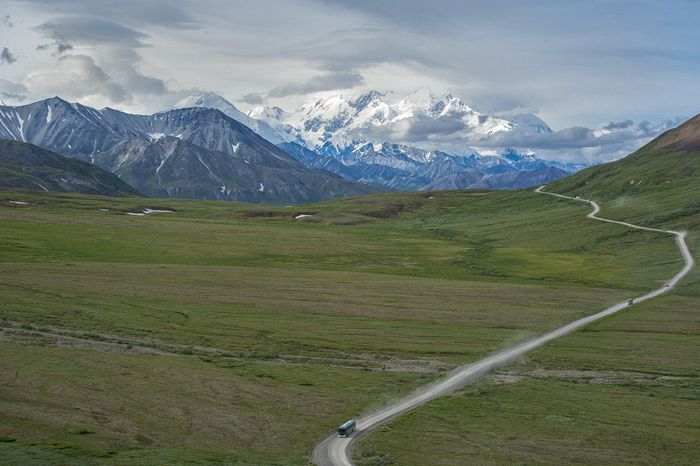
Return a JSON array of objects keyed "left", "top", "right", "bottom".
[
  {"left": 170, "top": 91, "right": 587, "bottom": 191},
  {"left": 0, "top": 97, "right": 376, "bottom": 203},
  {"left": 247, "top": 89, "right": 553, "bottom": 152},
  {"left": 0, "top": 91, "right": 592, "bottom": 201}
]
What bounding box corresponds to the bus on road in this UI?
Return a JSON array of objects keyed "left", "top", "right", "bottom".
[{"left": 337, "top": 419, "right": 356, "bottom": 437}]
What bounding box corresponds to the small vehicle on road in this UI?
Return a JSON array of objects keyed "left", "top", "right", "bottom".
[
  {"left": 628, "top": 299, "right": 634, "bottom": 305},
  {"left": 337, "top": 419, "right": 356, "bottom": 437}
]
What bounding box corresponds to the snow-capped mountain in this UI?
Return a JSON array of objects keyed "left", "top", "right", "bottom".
[
  {"left": 173, "top": 93, "right": 286, "bottom": 144},
  {"left": 0, "top": 97, "right": 377, "bottom": 202},
  {"left": 0, "top": 93, "right": 587, "bottom": 196},
  {"left": 165, "top": 89, "right": 571, "bottom": 190},
  {"left": 249, "top": 89, "right": 553, "bottom": 154},
  {"left": 244, "top": 89, "right": 580, "bottom": 190}
]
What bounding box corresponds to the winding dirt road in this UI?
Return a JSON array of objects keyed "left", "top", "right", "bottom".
[{"left": 313, "top": 186, "right": 694, "bottom": 466}]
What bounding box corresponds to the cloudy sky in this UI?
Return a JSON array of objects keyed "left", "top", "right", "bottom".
[{"left": 1, "top": 0, "right": 698, "bottom": 161}]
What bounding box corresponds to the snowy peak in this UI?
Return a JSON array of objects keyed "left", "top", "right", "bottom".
[
  {"left": 173, "top": 92, "right": 248, "bottom": 122},
  {"left": 396, "top": 91, "right": 516, "bottom": 135},
  {"left": 392, "top": 90, "right": 472, "bottom": 119},
  {"left": 247, "top": 105, "right": 287, "bottom": 123},
  {"left": 396, "top": 88, "right": 437, "bottom": 112},
  {"left": 172, "top": 92, "right": 287, "bottom": 144},
  {"left": 497, "top": 112, "right": 553, "bottom": 135},
  {"left": 275, "top": 90, "right": 396, "bottom": 148},
  {"left": 349, "top": 90, "right": 386, "bottom": 111},
  {"left": 175, "top": 93, "right": 226, "bottom": 107},
  {"left": 251, "top": 89, "right": 543, "bottom": 153}
]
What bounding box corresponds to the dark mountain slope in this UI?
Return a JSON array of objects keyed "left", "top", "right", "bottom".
[
  {"left": 278, "top": 141, "right": 357, "bottom": 178},
  {"left": 0, "top": 139, "right": 139, "bottom": 196},
  {"left": 0, "top": 97, "right": 140, "bottom": 157},
  {"left": 94, "top": 136, "right": 376, "bottom": 203}
]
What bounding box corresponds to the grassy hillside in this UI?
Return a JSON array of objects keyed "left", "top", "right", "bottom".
[
  {"left": 355, "top": 116, "right": 700, "bottom": 466},
  {"left": 0, "top": 140, "right": 140, "bottom": 197},
  {"left": 550, "top": 113, "right": 700, "bottom": 230},
  {"left": 0, "top": 186, "right": 685, "bottom": 465}
]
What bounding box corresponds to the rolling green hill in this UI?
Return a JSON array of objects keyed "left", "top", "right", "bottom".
[
  {"left": 0, "top": 140, "right": 140, "bottom": 197},
  {"left": 550, "top": 113, "right": 700, "bottom": 229}
]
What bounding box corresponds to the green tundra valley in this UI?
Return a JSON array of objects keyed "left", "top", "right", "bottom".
[{"left": 1, "top": 2, "right": 699, "bottom": 464}]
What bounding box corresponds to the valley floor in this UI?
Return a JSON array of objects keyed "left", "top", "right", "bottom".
[
  {"left": 356, "top": 245, "right": 700, "bottom": 465},
  {"left": 354, "top": 193, "right": 700, "bottom": 466},
  {"left": 0, "top": 189, "right": 690, "bottom": 464}
]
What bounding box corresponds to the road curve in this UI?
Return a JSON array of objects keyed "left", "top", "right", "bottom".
[{"left": 313, "top": 186, "right": 694, "bottom": 466}]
